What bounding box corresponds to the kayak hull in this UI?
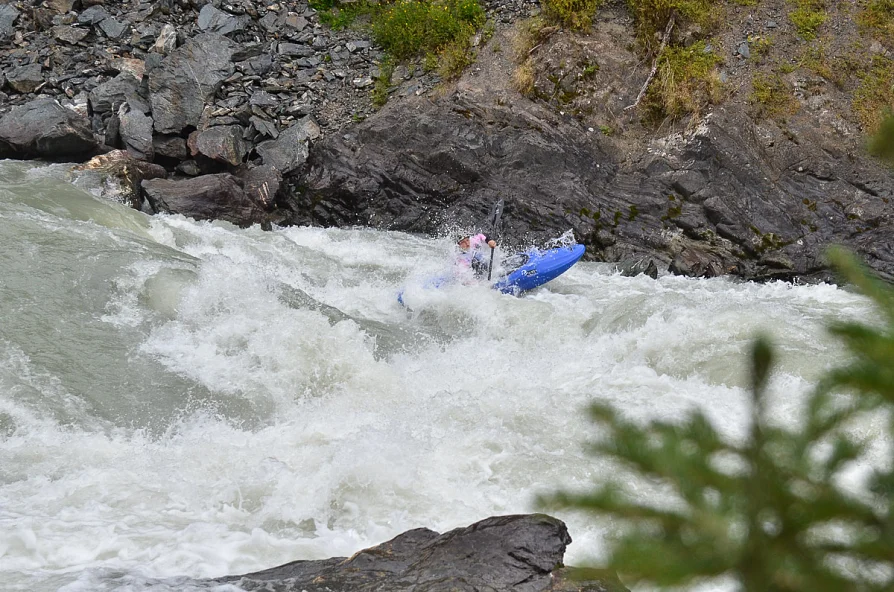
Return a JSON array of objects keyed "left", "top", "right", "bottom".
[{"left": 397, "top": 243, "right": 585, "bottom": 305}]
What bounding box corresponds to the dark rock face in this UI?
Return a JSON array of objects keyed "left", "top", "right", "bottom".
[
  {"left": 295, "top": 90, "right": 894, "bottom": 282},
  {"left": 0, "top": 98, "right": 97, "bottom": 159},
  {"left": 148, "top": 33, "right": 236, "bottom": 135},
  {"left": 141, "top": 173, "right": 268, "bottom": 227},
  {"left": 218, "top": 514, "right": 628, "bottom": 592}
]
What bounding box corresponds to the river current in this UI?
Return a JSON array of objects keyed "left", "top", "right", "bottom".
[{"left": 0, "top": 160, "right": 882, "bottom": 591}]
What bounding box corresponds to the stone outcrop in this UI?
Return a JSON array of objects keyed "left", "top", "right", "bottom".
[
  {"left": 141, "top": 173, "right": 269, "bottom": 227},
  {"left": 217, "top": 514, "right": 628, "bottom": 592},
  {"left": 0, "top": 97, "right": 97, "bottom": 159}
]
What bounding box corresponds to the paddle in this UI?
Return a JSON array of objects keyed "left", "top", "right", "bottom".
[{"left": 487, "top": 199, "right": 504, "bottom": 281}]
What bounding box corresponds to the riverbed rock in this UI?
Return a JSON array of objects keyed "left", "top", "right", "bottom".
[
  {"left": 0, "top": 98, "right": 97, "bottom": 160},
  {"left": 69, "top": 149, "right": 167, "bottom": 209},
  {"left": 141, "top": 173, "right": 268, "bottom": 227},
  {"left": 218, "top": 514, "right": 628, "bottom": 592},
  {"left": 256, "top": 116, "right": 320, "bottom": 174}
]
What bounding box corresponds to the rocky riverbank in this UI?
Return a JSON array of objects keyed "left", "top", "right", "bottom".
[{"left": 2, "top": 0, "right": 893, "bottom": 282}]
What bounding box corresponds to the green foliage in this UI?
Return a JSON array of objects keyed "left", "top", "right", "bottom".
[
  {"left": 858, "top": 0, "right": 894, "bottom": 49},
  {"left": 542, "top": 247, "right": 894, "bottom": 591},
  {"left": 542, "top": 0, "right": 604, "bottom": 30},
  {"left": 372, "top": 56, "right": 395, "bottom": 107},
  {"left": 749, "top": 71, "right": 799, "bottom": 119},
  {"left": 868, "top": 111, "right": 894, "bottom": 160},
  {"left": 311, "top": 0, "right": 374, "bottom": 30},
  {"left": 643, "top": 41, "right": 723, "bottom": 121},
  {"left": 789, "top": 0, "right": 827, "bottom": 40},
  {"left": 855, "top": 55, "right": 894, "bottom": 135},
  {"left": 371, "top": 0, "right": 485, "bottom": 60}
]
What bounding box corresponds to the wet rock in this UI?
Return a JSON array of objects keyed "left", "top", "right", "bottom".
[
  {"left": 148, "top": 33, "right": 236, "bottom": 134},
  {"left": 6, "top": 64, "right": 44, "bottom": 94},
  {"left": 70, "top": 149, "right": 167, "bottom": 209},
  {"left": 256, "top": 116, "right": 320, "bottom": 174},
  {"left": 153, "top": 134, "right": 188, "bottom": 160},
  {"left": 669, "top": 247, "right": 724, "bottom": 278},
  {"left": 217, "top": 514, "right": 628, "bottom": 592},
  {"left": 239, "top": 163, "right": 281, "bottom": 210},
  {"left": 141, "top": 173, "right": 269, "bottom": 227},
  {"left": 0, "top": 98, "right": 97, "bottom": 159}
]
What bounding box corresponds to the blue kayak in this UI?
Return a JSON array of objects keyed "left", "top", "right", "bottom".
[{"left": 398, "top": 243, "right": 585, "bottom": 304}]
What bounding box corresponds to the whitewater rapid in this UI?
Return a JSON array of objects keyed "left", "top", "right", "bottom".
[{"left": 0, "top": 161, "right": 879, "bottom": 591}]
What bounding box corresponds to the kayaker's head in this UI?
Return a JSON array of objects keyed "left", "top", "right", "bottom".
[{"left": 457, "top": 236, "right": 471, "bottom": 251}]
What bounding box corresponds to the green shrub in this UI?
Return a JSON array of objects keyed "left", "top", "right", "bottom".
[
  {"left": 542, "top": 0, "right": 604, "bottom": 30},
  {"left": 789, "top": 0, "right": 827, "bottom": 40},
  {"left": 858, "top": 0, "right": 894, "bottom": 48},
  {"left": 542, "top": 247, "right": 894, "bottom": 591},
  {"left": 643, "top": 41, "right": 723, "bottom": 121},
  {"left": 750, "top": 71, "right": 799, "bottom": 119},
  {"left": 625, "top": 0, "right": 719, "bottom": 48},
  {"left": 854, "top": 55, "right": 894, "bottom": 135},
  {"left": 371, "top": 0, "right": 485, "bottom": 60}
]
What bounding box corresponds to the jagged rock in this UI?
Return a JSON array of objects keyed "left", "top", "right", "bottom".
[
  {"left": 69, "top": 149, "right": 167, "bottom": 209},
  {"left": 153, "top": 23, "right": 177, "bottom": 55},
  {"left": 88, "top": 72, "right": 142, "bottom": 115},
  {"left": 52, "top": 25, "right": 91, "bottom": 44},
  {"left": 153, "top": 134, "right": 188, "bottom": 160},
  {"left": 98, "top": 17, "right": 128, "bottom": 39},
  {"left": 256, "top": 116, "right": 320, "bottom": 174},
  {"left": 192, "top": 124, "right": 247, "bottom": 166},
  {"left": 46, "top": 0, "right": 76, "bottom": 14},
  {"left": 6, "top": 64, "right": 44, "bottom": 93},
  {"left": 197, "top": 4, "right": 246, "bottom": 35},
  {"left": 0, "top": 5, "right": 19, "bottom": 42},
  {"left": 217, "top": 514, "right": 628, "bottom": 592},
  {"left": 148, "top": 33, "right": 236, "bottom": 134},
  {"left": 141, "top": 173, "right": 269, "bottom": 227},
  {"left": 118, "top": 103, "right": 154, "bottom": 160},
  {"left": 239, "top": 163, "right": 281, "bottom": 210},
  {"left": 78, "top": 5, "right": 109, "bottom": 24},
  {"left": 669, "top": 247, "right": 725, "bottom": 278},
  {"left": 0, "top": 98, "right": 97, "bottom": 159}
]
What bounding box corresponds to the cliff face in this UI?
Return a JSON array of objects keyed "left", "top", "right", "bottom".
[{"left": 288, "top": 1, "right": 894, "bottom": 281}]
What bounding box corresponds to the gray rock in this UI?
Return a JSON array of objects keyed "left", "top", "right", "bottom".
[
  {"left": 278, "top": 42, "right": 315, "bottom": 57},
  {"left": 46, "top": 0, "right": 76, "bottom": 14},
  {"left": 6, "top": 64, "right": 44, "bottom": 93},
  {"left": 197, "top": 4, "right": 246, "bottom": 35},
  {"left": 216, "top": 515, "right": 628, "bottom": 592},
  {"left": 256, "top": 116, "right": 320, "bottom": 174},
  {"left": 98, "top": 17, "right": 128, "bottom": 39},
  {"left": 249, "top": 90, "right": 277, "bottom": 107},
  {"left": 153, "top": 23, "right": 178, "bottom": 55},
  {"left": 249, "top": 115, "right": 279, "bottom": 139},
  {"left": 52, "top": 25, "right": 91, "bottom": 44},
  {"left": 193, "top": 125, "right": 248, "bottom": 166},
  {"left": 118, "top": 104, "right": 154, "bottom": 161},
  {"left": 737, "top": 41, "right": 750, "bottom": 59},
  {"left": 78, "top": 5, "right": 109, "bottom": 25},
  {"left": 0, "top": 5, "right": 19, "bottom": 42},
  {"left": 88, "top": 73, "right": 141, "bottom": 115},
  {"left": 148, "top": 33, "right": 236, "bottom": 134},
  {"left": 239, "top": 164, "right": 281, "bottom": 209},
  {"left": 153, "top": 134, "right": 188, "bottom": 160},
  {"left": 0, "top": 98, "right": 97, "bottom": 159},
  {"left": 141, "top": 173, "right": 269, "bottom": 227}
]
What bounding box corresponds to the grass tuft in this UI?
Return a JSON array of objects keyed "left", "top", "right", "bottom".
[
  {"left": 642, "top": 40, "right": 723, "bottom": 122},
  {"left": 542, "top": 0, "right": 604, "bottom": 31}
]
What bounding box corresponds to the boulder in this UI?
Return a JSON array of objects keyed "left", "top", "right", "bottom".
[
  {"left": 192, "top": 124, "right": 248, "bottom": 166},
  {"left": 69, "top": 150, "right": 167, "bottom": 209},
  {"left": 0, "top": 5, "right": 19, "bottom": 42},
  {"left": 6, "top": 64, "right": 44, "bottom": 93},
  {"left": 117, "top": 104, "right": 154, "bottom": 161},
  {"left": 239, "top": 164, "right": 281, "bottom": 210},
  {"left": 148, "top": 33, "right": 236, "bottom": 134},
  {"left": 88, "top": 73, "right": 143, "bottom": 116},
  {"left": 141, "top": 173, "right": 269, "bottom": 227},
  {"left": 0, "top": 98, "right": 97, "bottom": 159},
  {"left": 256, "top": 116, "right": 320, "bottom": 174},
  {"left": 197, "top": 4, "right": 247, "bottom": 35},
  {"left": 218, "top": 514, "right": 628, "bottom": 592}
]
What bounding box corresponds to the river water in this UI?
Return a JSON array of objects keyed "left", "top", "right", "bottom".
[{"left": 0, "top": 160, "right": 882, "bottom": 591}]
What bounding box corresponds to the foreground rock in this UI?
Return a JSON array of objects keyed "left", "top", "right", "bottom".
[
  {"left": 218, "top": 514, "right": 628, "bottom": 592},
  {"left": 0, "top": 98, "right": 97, "bottom": 159},
  {"left": 141, "top": 173, "right": 269, "bottom": 227}
]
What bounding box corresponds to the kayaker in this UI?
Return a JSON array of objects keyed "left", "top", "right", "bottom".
[{"left": 457, "top": 234, "right": 497, "bottom": 278}]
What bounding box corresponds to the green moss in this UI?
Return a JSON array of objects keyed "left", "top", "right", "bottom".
[
  {"left": 858, "top": 0, "right": 894, "bottom": 49},
  {"left": 372, "top": 56, "right": 395, "bottom": 107},
  {"left": 628, "top": 205, "right": 639, "bottom": 221},
  {"left": 613, "top": 210, "right": 623, "bottom": 226},
  {"left": 372, "top": 0, "right": 485, "bottom": 60},
  {"left": 542, "top": 0, "right": 604, "bottom": 30}
]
